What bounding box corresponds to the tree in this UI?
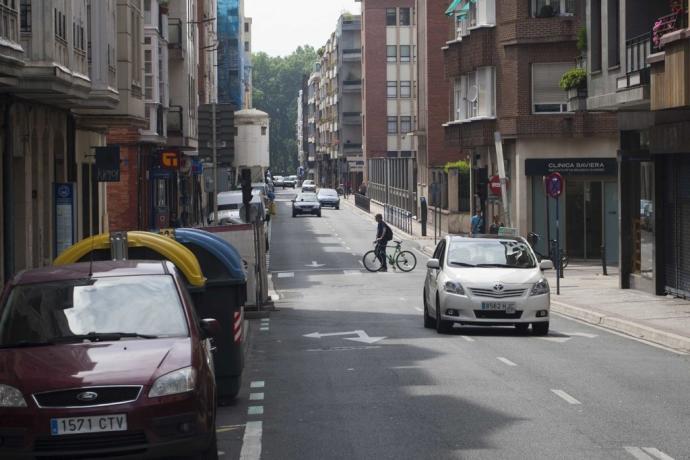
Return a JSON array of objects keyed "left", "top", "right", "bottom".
[{"left": 252, "top": 46, "right": 318, "bottom": 174}]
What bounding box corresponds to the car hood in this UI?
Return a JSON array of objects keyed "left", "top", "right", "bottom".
[
  {"left": 0, "top": 338, "right": 192, "bottom": 394},
  {"left": 443, "top": 266, "right": 543, "bottom": 286}
]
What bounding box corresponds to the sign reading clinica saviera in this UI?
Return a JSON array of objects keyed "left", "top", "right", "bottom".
[{"left": 525, "top": 158, "right": 617, "bottom": 176}]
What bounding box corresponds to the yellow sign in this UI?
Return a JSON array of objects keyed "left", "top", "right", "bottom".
[{"left": 161, "top": 151, "right": 179, "bottom": 169}]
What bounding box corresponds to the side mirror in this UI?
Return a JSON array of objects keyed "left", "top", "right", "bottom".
[
  {"left": 426, "top": 259, "right": 440, "bottom": 270},
  {"left": 540, "top": 260, "right": 554, "bottom": 270},
  {"left": 199, "top": 318, "right": 221, "bottom": 339}
]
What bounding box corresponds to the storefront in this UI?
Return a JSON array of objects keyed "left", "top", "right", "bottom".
[{"left": 525, "top": 158, "right": 619, "bottom": 264}]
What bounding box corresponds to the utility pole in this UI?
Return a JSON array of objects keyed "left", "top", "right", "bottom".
[
  {"left": 494, "top": 131, "right": 511, "bottom": 228},
  {"left": 212, "top": 101, "right": 218, "bottom": 223}
]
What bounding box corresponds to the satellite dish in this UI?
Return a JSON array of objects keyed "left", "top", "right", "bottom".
[{"left": 468, "top": 85, "right": 478, "bottom": 102}]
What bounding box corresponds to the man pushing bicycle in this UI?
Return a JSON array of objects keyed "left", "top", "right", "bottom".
[{"left": 374, "top": 214, "right": 393, "bottom": 272}]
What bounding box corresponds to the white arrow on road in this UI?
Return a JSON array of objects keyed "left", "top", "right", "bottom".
[
  {"left": 563, "top": 332, "right": 598, "bottom": 339},
  {"left": 305, "top": 261, "right": 325, "bottom": 268},
  {"left": 303, "top": 330, "right": 386, "bottom": 344}
]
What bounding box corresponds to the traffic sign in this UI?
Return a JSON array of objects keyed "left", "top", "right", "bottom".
[
  {"left": 489, "top": 175, "right": 509, "bottom": 197},
  {"left": 545, "top": 172, "right": 564, "bottom": 198}
]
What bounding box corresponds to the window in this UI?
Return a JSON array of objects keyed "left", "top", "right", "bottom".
[
  {"left": 245, "top": 22, "right": 249, "bottom": 33},
  {"left": 387, "top": 116, "right": 398, "bottom": 134},
  {"left": 400, "top": 45, "right": 411, "bottom": 62},
  {"left": 532, "top": 63, "right": 571, "bottom": 113},
  {"left": 607, "top": 0, "right": 619, "bottom": 67},
  {"left": 19, "top": 0, "right": 29, "bottom": 32},
  {"left": 400, "top": 116, "right": 412, "bottom": 134},
  {"left": 387, "top": 81, "right": 397, "bottom": 98},
  {"left": 386, "top": 45, "right": 397, "bottom": 62},
  {"left": 531, "top": 0, "right": 575, "bottom": 17},
  {"left": 591, "top": 0, "right": 601, "bottom": 71},
  {"left": 400, "top": 80, "right": 411, "bottom": 98},
  {"left": 454, "top": 67, "right": 496, "bottom": 121},
  {"left": 385, "top": 8, "right": 396, "bottom": 26},
  {"left": 244, "top": 41, "right": 249, "bottom": 52},
  {"left": 0, "top": 0, "right": 17, "bottom": 41},
  {"left": 399, "top": 7, "right": 410, "bottom": 26}
]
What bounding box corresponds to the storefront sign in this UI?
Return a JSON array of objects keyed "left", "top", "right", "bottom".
[
  {"left": 525, "top": 158, "right": 617, "bottom": 176},
  {"left": 54, "top": 183, "right": 75, "bottom": 256},
  {"left": 95, "top": 146, "right": 120, "bottom": 182},
  {"left": 160, "top": 151, "right": 180, "bottom": 170}
]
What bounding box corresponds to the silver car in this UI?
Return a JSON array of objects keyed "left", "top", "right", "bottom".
[{"left": 423, "top": 235, "right": 554, "bottom": 335}]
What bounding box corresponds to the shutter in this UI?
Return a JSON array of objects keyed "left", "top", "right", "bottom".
[
  {"left": 532, "top": 63, "right": 570, "bottom": 106},
  {"left": 664, "top": 157, "right": 690, "bottom": 298}
]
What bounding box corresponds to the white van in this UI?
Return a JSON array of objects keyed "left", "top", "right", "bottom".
[{"left": 210, "top": 190, "right": 266, "bottom": 225}]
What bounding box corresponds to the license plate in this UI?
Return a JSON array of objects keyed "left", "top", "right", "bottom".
[
  {"left": 51, "top": 414, "right": 127, "bottom": 436},
  {"left": 481, "top": 302, "right": 516, "bottom": 314}
]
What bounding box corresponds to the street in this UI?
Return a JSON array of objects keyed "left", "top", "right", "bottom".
[{"left": 216, "top": 188, "right": 690, "bottom": 460}]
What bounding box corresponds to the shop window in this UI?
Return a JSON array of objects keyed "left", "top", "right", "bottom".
[{"left": 532, "top": 62, "right": 571, "bottom": 113}]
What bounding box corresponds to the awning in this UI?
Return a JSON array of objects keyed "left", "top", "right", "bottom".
[{"left": 445, "top": 0, "right": 474, "bottom": 17}]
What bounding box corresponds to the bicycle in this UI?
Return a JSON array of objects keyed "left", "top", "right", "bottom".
[
  {"left": 527, "top": 232, "right": 569, "bottom": 269},
  {"left": 362, "top": 240, "right": 417, "bottom": 272}
]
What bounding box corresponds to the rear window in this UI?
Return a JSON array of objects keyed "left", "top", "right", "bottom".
[{"left": 0, "top": 275, "right": 189, "bottom": 345}]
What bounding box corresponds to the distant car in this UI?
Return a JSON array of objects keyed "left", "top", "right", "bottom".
[
  {"left": 284, "top": 176, "right": 297, "bottom": 188},
  {"left": 211, "top": 190, "right": 266, "bottom": 225},
  {"left": 292, "top": 193, "right": 321, "bottom": 217},
  {"left": 317, "top": 188, "right": 340, "bottom": 209},
  {"left": 424, "top": 235, "right": 553, "bottom": 335},
  {"left": 0, "top": 260, "right": 220, "bottom": 459},
  {"left": 273, "top": 176, "right": 284, "bottom": 187},
  {"left": 301, "top": 184, "right": 316, "bottom": 193}
]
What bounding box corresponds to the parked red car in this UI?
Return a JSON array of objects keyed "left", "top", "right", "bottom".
[{"left": 0, "top": 261, "right": 219, "bottom": 459}]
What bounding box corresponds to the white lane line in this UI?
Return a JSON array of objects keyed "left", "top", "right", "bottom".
[
  {"left": 497, "top": 357, "right": 518, "bottom": 367},
  {"left": 249, "top": 392, "right": 265, "bottom": 401},
  {"left": 638, "top": 447, "right": 675, "bottom": 460},
  {"left": 345, "top": 246, "right": 351, "bottom": 250},
  {"left": 247, "top": 405, "right": 264, "bottom": 415},
  {"left": 277, "top": 272, "right": 294, "bottom": 278},
  {"left": 414, "top": 307, "right": 423, "bottom": 312},
  {"left": 260, "top": 327, "right": 269, "bottom": 332},
  {"left": 239, "top": 421, "right": 262, "bottom": 460},
  {"left": 551, "top": 389, "right": 582, "bottom": 405},
  {"left": 624, "top": 447, "right": 656, "bottom": 460},
  {"left": 460, "top": 336, "right": 475, "bottom": 342},
  {"left": 250, "top": 381, "right": 265, "bottom": 389},
  {"left": 344, "top": 270, "right": 362, "bottom": 276},
  {"left": 351, "top": 252, "right": 358, "bottom": 256}
]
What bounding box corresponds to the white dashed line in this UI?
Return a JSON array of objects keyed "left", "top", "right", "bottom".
[
  {"left": 497, "top": 357, "right": 518, "bottom": 367},
  {"left": 277, "top": 272, "right": 294, "bottom": 278},
  {"left": 624, "top": 447, "right": 675, "bottom": 460},
  {"left": 460, "top": 336, "right": 475, "bottom": 342},
  {"left": 249, "top": 392, "right": 265, "bottom": 401},
  {"left": 247, "top": 405, "right": 264, "bottom": 415},
  {"left": 239, "top": 421, "right": 262, "bottom": 460},
  {"left": 551, "top": 389, "right": 582, "bottom": 405},
  {"left": 414, "top": 307, "right": 423, "bottom": 312},
  {"left": 345, "top": 246, "right": 351, "bottom": 250},
  {"left": 260, "top": 327, "right": 269, "bottom": 332},
  {"left": 250, "top": 381, "right": 265, "bottom": 389}
]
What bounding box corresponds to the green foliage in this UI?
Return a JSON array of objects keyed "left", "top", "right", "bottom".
[
  {"left": 252, "top": 46, "right": 318, "bottom": 174},
  {"left": 443, "top": 160, "right": 471, "bottom": 174},
  {"left": 577, "top": 27, "right": 587, "bottom": 53},
  {"left": 559, "top": 67, "right": 587, "bottom": 91}
]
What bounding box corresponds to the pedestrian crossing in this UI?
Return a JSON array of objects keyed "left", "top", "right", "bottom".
[{"left": 624, "top": 447, "right": 675, "bottom": 460}]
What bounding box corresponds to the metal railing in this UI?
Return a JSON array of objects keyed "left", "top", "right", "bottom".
[
  {"left": 355, "top": 193, "right": 370, "bottom": 212},
  {"left": 626, "top": 32, "right": 651, "bottom": 74},
  {"left": 384, "top": 204, "right": 413, "bottom": 235}
]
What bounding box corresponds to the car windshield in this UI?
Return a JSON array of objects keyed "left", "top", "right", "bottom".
[
  {"left": 319, "top": 190, "right": 338, "bottom": 197},
  {"left": 0, "top": 275, "right": 189, "bottom": 346},
  {"left": 447, "top": 240, "right": 536, "bottom": 269},
  {"left": 297, "top": 194, "right": 318, "bottom": 202}
]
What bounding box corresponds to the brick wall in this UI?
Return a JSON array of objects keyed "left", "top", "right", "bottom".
[{"left": 105, "top": 127, "right": 140, "bottom": 231}]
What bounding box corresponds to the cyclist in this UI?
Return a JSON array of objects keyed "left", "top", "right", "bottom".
[{"left": 374, "top": 213, "right": 393, "bottom": 272}]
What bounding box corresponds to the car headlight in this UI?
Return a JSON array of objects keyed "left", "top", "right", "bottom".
[
  {"left": 149, "top": 367, "right": 196, "bottom": 398},
  {"left": 530, "top": 278, "right": 550, "bottom": 296},
  {"left": 444, "top": 281, "right": 465, "bottom": 295},
  {"left": 0, "top": 384, "right": 27, "bottom": 408}
]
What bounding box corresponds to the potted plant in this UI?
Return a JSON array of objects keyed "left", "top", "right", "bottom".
[{"left": 560, "top": 67, "right": 587, "bottom": 110}]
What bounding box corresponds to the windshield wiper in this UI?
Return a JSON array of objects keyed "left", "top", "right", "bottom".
[
  {"left": 0, "top": 340, "right": 56, "bottom": 349},
  {"left": 52, "top": 332, "right": 158, "bottom": 343},
  {"left": 449, "top": 262, "right": 477, "bottom": 267}
]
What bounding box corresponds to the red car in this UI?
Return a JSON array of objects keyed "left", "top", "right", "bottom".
[{"left": 0, "top": 261, "right": 219, "bottom": 459}]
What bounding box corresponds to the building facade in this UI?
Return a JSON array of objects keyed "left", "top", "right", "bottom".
[
  {"left": 443, "top": 0, "right": 618, "bottom": 262},
  {"left": 359, "top": 0, "right": 418, "bottom": 213},
  {"left": 306, "top": 63, "right": 322, "bottom": 182},
  {"left": 217, "top": 0, "right": 245, "bottom": 108}
]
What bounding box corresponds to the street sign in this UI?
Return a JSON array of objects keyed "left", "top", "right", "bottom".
[
  {"left": 161, "top": 151, "right": 180, "bottom": 170},
  {"left": 545, "top": 172, "right": 564, "bottom": 198},
  {"left": 489, "top": 175, "right": 508, "bottom": 196},
  {"left": 95, "top": 146, "right": 120, "bottom": 182},
  {"left": 54, "top": 183, "right": 75, "bottom": 256}
]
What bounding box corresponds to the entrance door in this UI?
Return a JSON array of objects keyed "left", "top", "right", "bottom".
[
  {"left": 604, "top": 182, "right": 619, "bottom": 265},
  {"left": 565, "top": 180, "right": 612, "bottom": 260}
]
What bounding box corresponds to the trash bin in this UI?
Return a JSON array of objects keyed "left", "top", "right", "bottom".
[{"left": 173, "top": 228, "right": 248, "bottom": 403}]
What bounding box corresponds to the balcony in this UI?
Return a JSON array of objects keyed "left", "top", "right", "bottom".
[
  {"left": 342, "top": 111, "right": 361, "bottom": 125},
  {"left": 168, "top": 18, "right": 185, "bottom": 60},
  {"left": 167, "top": 105, "right": 183, "bottom": 136},
  {"left": 342, "top": 79, "right": 361, "bottom": 93},
  {"left": 614, "top": 33, "right": 652, "bottom": 109},
  {"left": 0, "top": 6, "right": 24, "bottom": 88},
  {"left": 444, "top": 27, "right": 495, "bottom": 79},
  {"left": 342, "top": 48, "right": 361, "bottom": 61},
  {"left": 343, "top": 142, "right": 362, "bottom": 153}
]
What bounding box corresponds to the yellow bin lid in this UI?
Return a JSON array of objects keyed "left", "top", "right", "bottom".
[{"left": 53, "top": 231, "right": 206, "bottom": 287}]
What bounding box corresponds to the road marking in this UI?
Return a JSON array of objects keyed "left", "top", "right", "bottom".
[
  {"left": 260, "top": 327, "right": 269, "bottom": 332},
  {"left": 217, "top": 424, "right": 244, "bottom": 433},
  {"left": 390, "top": 365, "right": 422, "bottom": 369},
  {"left": 239, "top": 421, "right": 262, "bottom": 460},
  {"left": 304, "top": 330, "right": 386, "bottom": 344},
  {"left": 497, "top": 357, "right": 518, "bottom": 367},
  {"left": 249, "top": 392, "right": 265, "bottom": 401},
  {"left": 305, "top": 261, "right": 326, "bottom": 268},
  {"left": 277, "top": 272, "right": 294, "bottom": 278},
  {"left": 306, "top": 346, "right": 381, "bottom": 352},
  {"left": 358, "top": 260, "right": 364, "bottom": 267},
  {"left": 250, "top": 381, "right": 265, "bottom": 389},
  {"left": 551, "top": 389, "right": 581, "bottom": 405},
  {"left": 460, "top": 336, "right": 475, "bottom": 342},
  {"left": 414, "top": 307, "right": 423, "bottom": 312},
  {"left": 535, "top": 336, "right": 572, "bottom": 343},
  {"left": 247, "top": 405, "right": 264, "bottom": 415},
  {"left": 563, "top": 331, "right": 598, "bottom": 338},
  {"left": 344, "top": 270, "right": 362, "bottom": 276},
  {"left": 351, "top": 252, "right": 358, "bottom": 256},
  {"left": 345, "top": 246, "right": 351, "bottom": 250}
]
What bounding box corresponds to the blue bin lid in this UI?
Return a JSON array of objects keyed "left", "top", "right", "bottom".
[{"left": 174, "top": 228, "right": 246, "bottom": 283}]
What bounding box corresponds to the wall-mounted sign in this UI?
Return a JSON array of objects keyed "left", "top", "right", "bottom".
[
  {"left": 525, "top": 158, "right": 617, "bottom": 176},
  {"left": 54, "top": 183, "right": 75, "bottom": 257},
  {"left": 95, "top": 146, "right": 120, "bottom": 182},
  {"left": 161, "top": 151, "right": 180, "bottom": 170}
]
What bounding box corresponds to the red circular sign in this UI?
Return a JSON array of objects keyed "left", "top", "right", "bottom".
[
  {"left": 489, "top": 175, "right": 506, "bottom": 197},
  {"left": 545, "top": 172, "right": 564, "bottom": 198}
]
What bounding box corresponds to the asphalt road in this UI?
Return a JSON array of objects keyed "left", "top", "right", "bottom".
[{"left": 216, "top": 188, "right": 690, "bottom": 460}]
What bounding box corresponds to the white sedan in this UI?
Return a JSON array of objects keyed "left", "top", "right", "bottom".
[{"left": 423, "top": 235, "right": 553, "bottom": 335}]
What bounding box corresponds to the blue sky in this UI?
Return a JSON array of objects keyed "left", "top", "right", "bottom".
[{"left": 245, "top": 0, "right": 361, "bottom": 56}]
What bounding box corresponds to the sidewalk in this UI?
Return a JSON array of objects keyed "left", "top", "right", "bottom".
[{"left": 342, "top": 194, "right": 690, "bottom": 354}]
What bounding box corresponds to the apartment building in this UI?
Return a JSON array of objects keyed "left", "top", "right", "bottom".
[
  {"left": 0, "top": 0, "right": 118, "bottom": 285},
  {"left": 442, "top": 0, "right": 618, "bottom": 262},
  {"left": 358, "top": 0, "right": 418, "bottom": 213},
  {"left": 316, "top": 32, "right": 338, "bottom": 186},
  {"left": 217, "top": 0, "right": 245, "bottom": 108},
  {"left": 306, "top": 63, "right": 322, "bottom": 182},
  {"left": 243, "top": 16, "right": 252, "bottom": 108}
]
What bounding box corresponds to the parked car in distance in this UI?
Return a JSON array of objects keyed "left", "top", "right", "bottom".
[
  {"left": 0, "top": 260, "right": 220, "bottom": 459},
  {"left": 273, "top": 176, "right": 284, "bottom": 187},
  {"left": 317, "top": 188, "right": 340, "bottom": 209},
  {"left": 292, "top": 193, "right": 321, "bottom": 217},
  {"left": 423, "top": 235, "right": 553, "bottom": 335},
  {"left": 284, "top": 176, "right": 297, "bottom": 188},
  {"left": 302, "top": 183, "right": 316, "bottom": 193},
  {"left": 211, "top": 190, "right": 266, "bottom": 225}
]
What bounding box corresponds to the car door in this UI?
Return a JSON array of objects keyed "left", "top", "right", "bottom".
[{"left": 426, "top": 239, "right": 446, "bottom": 308}]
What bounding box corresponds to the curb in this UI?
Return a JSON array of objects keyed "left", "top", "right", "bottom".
[{"left": 552, "top": 300, "right": 690, "bottom": 353}]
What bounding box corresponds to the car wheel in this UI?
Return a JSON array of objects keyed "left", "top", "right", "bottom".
[
  {"left": 317, "top": 212, "right": 321, "bottom": 217},
  {"left": 292, "top": 212, "right": 297, "bottom": 218},
  {"left": 532, "top": 321, "right": 549, "bottom": 336},
  {"left": 195, "top": 428, "right": 218, "bottom": 460},
  {"left": 423, "top": 289, "right": 434, "bottom": 329},
  {"left": 335, "top": 205, "right": 340, "bottom": 210},
  {"left": 514, "top": 323, "right": 529, "bottom": 334},
  {"left": 435, "top": 298, "right": 452, "bottom": 334}
]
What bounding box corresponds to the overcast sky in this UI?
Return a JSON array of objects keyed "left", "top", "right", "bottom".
[{"left": 245, "top": 0, "right": 361, "bottom": 57}]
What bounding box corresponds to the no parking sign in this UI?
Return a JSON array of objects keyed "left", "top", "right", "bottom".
[{"left": 545, "top": 172, "right": 564, "bottom": 198}]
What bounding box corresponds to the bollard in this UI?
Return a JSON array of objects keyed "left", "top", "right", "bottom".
[{"left": 601, "top": 245, "right": 607, "bottom": 276}]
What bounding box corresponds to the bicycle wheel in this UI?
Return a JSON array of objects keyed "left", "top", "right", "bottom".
[
  {"left": 395, "top": 250, "right": 417, "bottom": 272},
  {"left": 362, "top": 250, "right": 382, "bottom": 272},
  {"left": 561, "top": 254, "right": 569, "bottom": 269}
]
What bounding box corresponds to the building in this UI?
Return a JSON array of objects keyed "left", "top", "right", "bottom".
[
  {"left": 243, "top": 16, "right": 252, "bottom": 108},
  {"left": 316, "top": 31, "right": 338, "bottom": 187},
  {"left": 358, "top": 0, "right": 418, "bottom": 213},
  {"left": 296, "top": 80, "right": 308, "bottom": 174},
  {"left": 1, "top": 0, "right": 118, "bottom": 286},
  {"left": 442, "top": 0, "right": 618, "bottom": 262},
  {"left": 217, "top": 0, "right": 245, "bottom": 108},
  {"left": 306, "top": 63, "right": 322, "bottom": 182}
]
